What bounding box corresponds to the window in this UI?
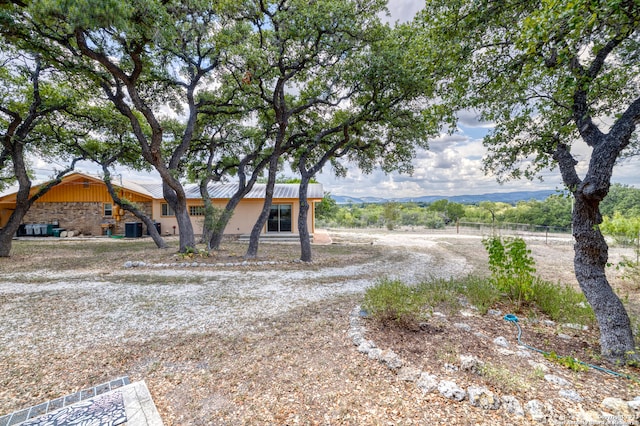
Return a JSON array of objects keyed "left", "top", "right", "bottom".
[
  {"left": 161, "top": 203, "right": 175, "bottom": 216},
  {"left": 268, "top": 204, "right": 292, "bottom": 233},
  {"left": 104, "top": 203, "right": 113, "bottom": 217},
  {"left": 189, "top": 205, "right": 206, "bottom": 216}
]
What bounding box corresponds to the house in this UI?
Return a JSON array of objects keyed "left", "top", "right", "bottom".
[{"left": 0, "top": 172, "right": 323, "bottom": 239}]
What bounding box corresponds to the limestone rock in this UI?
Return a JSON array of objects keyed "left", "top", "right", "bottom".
[
  {"left": 467, "top": 386, "right": 500, "bottom": 410},
  {"left": 380, "top": 349, "right": 402, "bottom": 369},
  {"left": 501, "top": 396, "right": 524, "bottom": 417},
  {"left": 544, "top": 374, "right": 571, "bottom": 388},
  {"left": 397, "top": 366, "right": 421, "bottom": 382},
  {"left": 602, "top": 397, "right": 633, "bottom": 417},
  {"left": 459, "top": 355, "right": 483, "bottom": 373},
  {"left": 493, "top": 336, "right": 509, "bottom": 347},
  {"left": 559, "top": 389, "right": 582, "bottom": 402},
  {"left": 416, "top": 373, "right": 438, "bottom": 394},
  {"left": 367, "top": 348, "right": 382, "bottom": 360},
  {"left": 437, "top": 380, "right": 466, "bottom": 402},
  {"left": 525, "top": 400, "right": 547, "bottom": 422}
]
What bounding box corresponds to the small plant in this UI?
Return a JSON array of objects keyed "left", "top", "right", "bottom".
[
  {"left": 483, "top": 236, "right": 536, "bottom": 308},
  {"left": 478, "top": 363, "right": 530, "bottom": 393},
  {"left": 544, "top": 351, "right": 589, "bottom": 372},
  {"left": 453, "top": 276, "right": 501, "bottom": 314},
  {"left": 177, "top": 246, "right": 210, "bottom": 260},
  {"left": 362, "top": 278, "right": 429, "bottom": 329}
]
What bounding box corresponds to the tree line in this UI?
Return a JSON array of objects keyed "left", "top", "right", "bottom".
[
  {"left": 319, "top": 184, "right": 640, "bottom": 234},
  {"left": 1, "top": 0, "right": 639, "bottom": 363}
]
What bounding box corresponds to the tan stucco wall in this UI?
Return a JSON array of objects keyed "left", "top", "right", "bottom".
[{"left": 153, "top": 198, "right": 316, "bottom": 236}]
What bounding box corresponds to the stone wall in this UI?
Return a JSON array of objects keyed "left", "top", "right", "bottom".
[{"left": 22, "top": 202, "right": 153, "bottom": 236}]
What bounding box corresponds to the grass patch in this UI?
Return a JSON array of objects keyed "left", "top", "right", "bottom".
[{"left": 363, "top": 274, "right": 595, "bottom": 330}]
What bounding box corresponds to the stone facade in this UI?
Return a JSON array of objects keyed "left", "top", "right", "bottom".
[{"left": 22, "top": 202, "right": 153, "bottom": 236}]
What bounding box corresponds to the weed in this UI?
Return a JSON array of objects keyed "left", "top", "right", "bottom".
[
  {"left": 478, "top": 363, "right": 530, "bottom": 393},
  {"left": 544, "top": 351, "right": 589, "bottom": 372},
  {"left": 530, "top": 279, "right": 595, "bottom": 325}
]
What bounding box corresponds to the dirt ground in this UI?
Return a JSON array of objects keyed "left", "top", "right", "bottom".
[{"left": 1, "top": 228, "right": 639, "bottom": 425}]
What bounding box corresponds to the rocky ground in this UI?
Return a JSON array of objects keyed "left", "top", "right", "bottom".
[{"left": 1, "top": 228, "right": 639, "bottom": 425}]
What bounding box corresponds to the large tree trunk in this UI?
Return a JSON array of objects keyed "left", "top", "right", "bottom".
[
  {"left": 163, "top": 182, "right": 196, "bottom": 252},
  {"left": 209, "top": 198, "right": 240, "bottom": 250},
  {"left": 0, "top": 199, "right": 28, "bottom": 257},
  {"left": 298, "top": 175, "right": 312, "bottom": 262},
  {"left": 245, "top": 156, "right": 279, "bottom": 259},
  {"left": 103, "top": 168, "right": 167, "bottom": 249},
  {"left": 572, "top": 192, "right": 636, "bottom": 363}
]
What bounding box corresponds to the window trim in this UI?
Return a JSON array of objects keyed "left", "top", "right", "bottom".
[
  {"left": 104, "top": 202, "right": 113, "bottom": 217},
  {"left": 161, "top": 203, "right": 175, "bottom": 217}
]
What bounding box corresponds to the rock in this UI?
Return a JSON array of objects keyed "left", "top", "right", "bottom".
[
  {"left": 67, "top": 230, "right": 75, "bottom": 237},
  {"left": 544, "top": 374, "right": 571, "bottom": 388},
  {"left": 416, "top": 373, "right": 438, "bottom": 394},
  {"left": 627, "top": 399, "right": 640, "bottom": 422},
  {"left": 367, "top": 348, "right": 382, "bottom": 360},
  {"left": 444, "top": 363, "right": 458, "bottom": 372},
  {"left": 397, "top": 366, "right": 421, "bottom": 382},
  {"left": 124, "top": 261, "right": 133, "bottom": 268},
  {"left": 501, "top": 396, "right": 524, "bottom": 417},
  {"left": 487, "top": 309, "right": 502, "bottom": 316},
  {"left": 543, "top": 320, "right": 556, "bottom": 326},
  {"left": 60, "top": 231, "right": 68, "bottom": 237},
  {"left": 525, "top": 399, "right": 546, "bottom": 422},
  {"left": 454, "top": 322, "right": 472, "bottom": 332},
  {"left": 357, "top": 340, "right": 375, "bottom": 354},
  {"left": 602, "top": 397, "right": 633, "bottom": 417},
  {"left": 559, "top": 389, "right": 582, "bottom": 402},
  {"left": 380, "top": 349, "right": 402, "bottom": 369},
  {"left": 569, "top": 408, "right": 602, "bottom": 424},
  {"left": 459, "top": 355, "right": 483, "bottom": 373},
  {"left": 437, "top": 380, "right": 466, "bottom": 402},
  {"left": 516, "top": 349, "right": 532, "bottom": 358},
  {"left": 558, "top": 333, "right": 572, "bottom": 340},
  {"left": 493, "top": 336, "right": 509, "bottom": 348},
  {"left": 563, "top": 323, "right": 588, "bottom": 331},
  {"left": 468, "top": 386, "right": 500, "bottom": 409}
]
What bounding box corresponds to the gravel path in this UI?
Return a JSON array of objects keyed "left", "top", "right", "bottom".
[{"left": 0, "top": 231, "right": 472, "bottom": 357}]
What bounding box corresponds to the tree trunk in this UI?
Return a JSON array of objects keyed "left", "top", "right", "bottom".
[
  {"left": 245, "top": 156, "right": 279, "bottom": 259},
  {"left": 163, "top": 182, "right": 196, "bottom": 252},
  {"left": 209, "top": 198, "right": 240, "bottom": 250},
  {"left": 572, "top": 191, "right": 636, "bottom": 363},
  {"left": 103, "top": 168, "right": 167, "bottom": 249},
  {"left": 0, "top": 201, "right": 28, "bottom": 257},
  {"left": 298, "top": 175, "right": 312, "bottom": 262}
]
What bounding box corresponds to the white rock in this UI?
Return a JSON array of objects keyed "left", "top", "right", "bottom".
[
  {"left": 468, "top": 386, "right": 500, "bottom": 410},
  {"left": 454, "top": 322, "right": 472, "bottom": 331},
  {"left": 525, "top": 399, "right": 546, "bottom": 422},
  {"left": 397, "top": 366, "right": 421, "bottom": 382},
  {"left": 416, "top": 373, "right": 438, "bottom": 394},
  {"left": 380, "top": 349, "right": 403, "bottom": 369},
  {"left": 528, "top": 361, "right": 549, "bottom": 373},
  {"left": 357, "top": 340, "right": 375, "bottom": 354},
  {"left": 437, "top": 380, "right": 466, "bottom": 401},
  {"left": 501, "top": 396, "right": 524, "bottom": 417},
  {"left": 559, "top": 389, "right": 582, "bottom": 402},
  {"left": 367, "top": 348, "right": 382, "bottom": 360},
  {"left": 602, "top": 397, "right": 633, "bottom": 417},
  {"left": 544, "top": 374, "right": 572, "bottom": 388},
  {"left": 459, "top": 354, "right": 483, "bottom": 373},
  {"left": 493, "top": 336, "right": 509, "bottom": 347}
]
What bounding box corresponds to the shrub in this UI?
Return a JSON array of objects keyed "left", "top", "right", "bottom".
[
  {"left": 530, "top": 279, "right": 594, "bottom": 325},
  {"left": 483, "top": 236, "right": 536, "bottom": 308},
  {"left": 362, "top": 278, "right": 428, "bottom": 329}
]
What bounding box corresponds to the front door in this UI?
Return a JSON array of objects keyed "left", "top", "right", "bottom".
[{"left": 268, "top": 204, "right": 292, "bottom": 233}]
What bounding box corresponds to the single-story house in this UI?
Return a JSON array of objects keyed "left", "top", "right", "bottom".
[{"left": 0, "top": 172, "right": 323, "bottom": 238}]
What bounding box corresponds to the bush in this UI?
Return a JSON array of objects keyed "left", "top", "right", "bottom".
[
  {"left": 483, "top": 236, "right": 536, "bottom": 308},
  {"left": 362, "top": 279, "right": 428, "bottom": 329}
]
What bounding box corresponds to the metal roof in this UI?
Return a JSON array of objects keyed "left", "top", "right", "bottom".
[{"left": 137, "top": 182, "right": 324, "bottom": 200}]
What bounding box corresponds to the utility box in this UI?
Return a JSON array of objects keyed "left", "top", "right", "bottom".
[{"left": 125, "top": 222, "right": 143, "bottom": 238}]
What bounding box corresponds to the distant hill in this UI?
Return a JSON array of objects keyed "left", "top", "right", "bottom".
[{"left": 331, "top": 190, "right": 561, "bottom": 205}]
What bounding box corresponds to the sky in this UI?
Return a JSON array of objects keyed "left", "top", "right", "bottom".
[{"left": 31, "top": 0, "right": 640, "bottom": 199}]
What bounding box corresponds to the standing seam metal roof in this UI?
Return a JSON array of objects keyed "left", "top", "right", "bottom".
[{"left": 136, "top": 182, "right": 324, "bottom": 200}]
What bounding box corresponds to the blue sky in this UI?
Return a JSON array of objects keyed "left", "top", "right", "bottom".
[{"left": 32, "top": 0, "right": 640, "bottom": 198}]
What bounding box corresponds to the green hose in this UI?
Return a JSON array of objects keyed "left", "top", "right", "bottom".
[{"left": 503, "top": 314, "right": 637, "bottom": 381}]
